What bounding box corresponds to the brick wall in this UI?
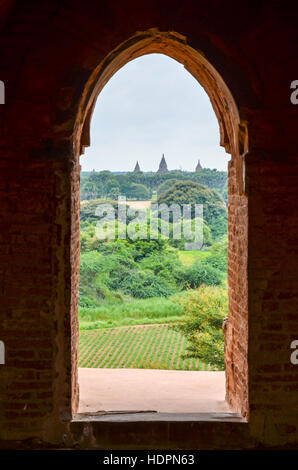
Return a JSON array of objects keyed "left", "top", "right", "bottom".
[
  {"left": 225, "top": 156, "right": 249, "bottom": 417},
  {"left": 0, "top": 0, "right": 297, "bottom": 449}
]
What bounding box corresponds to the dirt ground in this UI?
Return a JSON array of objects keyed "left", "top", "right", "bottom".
[
  {"left": 78, "top": 368, "right": 229, "bottom": 413},
  {"left": 118, "top": 200, "right": 151, "bottom": 210}
]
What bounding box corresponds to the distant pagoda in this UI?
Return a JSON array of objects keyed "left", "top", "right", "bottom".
[
  {"left": 195, "top": 159, "right": 203, "bottom": 171},
  {"left": 157, "top": 154, "right": 169, "bottom": 174},
  {"left": 133, "top": 161, "right": 141, "bottom": 172}
]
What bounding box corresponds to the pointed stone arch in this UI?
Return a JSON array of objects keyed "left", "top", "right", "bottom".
[{"left": 75, "top": 30, "right": 248, "bottom": 170}]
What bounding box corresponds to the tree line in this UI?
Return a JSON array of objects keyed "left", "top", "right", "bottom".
[{"left": 81, "top": 168, "right": 228, "bottom": 204}]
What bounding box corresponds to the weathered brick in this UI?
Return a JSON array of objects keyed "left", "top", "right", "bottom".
[{"left": 0, "top": 0, "right": 297, "bottom": 451}]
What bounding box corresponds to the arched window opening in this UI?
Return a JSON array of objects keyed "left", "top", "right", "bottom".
[{"left": 71, "top": 30, "right": 249, "bottom": 419}]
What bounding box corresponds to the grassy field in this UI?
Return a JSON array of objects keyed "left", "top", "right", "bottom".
[
  {"left": 78, "top": 248, "right": 215, "bottom": 370},
  {"left": 78, "top": 247, "right": 212, "bottom": 330},
  {"left": 79, "top": 296, "right": 185, "bottom": 330},
  {"left": 79, "top": 324, "right": 213, "bottom": 371},
  {"left": 178, "top": 249, "right": 209, "bottom": 267},
  {"left": 78, "top": 249, "right": 211, "bottom": 331}
]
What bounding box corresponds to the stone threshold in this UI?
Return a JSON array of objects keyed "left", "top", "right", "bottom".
[{"left": 73, "top": 411, "right": 246, "bottom": 423}]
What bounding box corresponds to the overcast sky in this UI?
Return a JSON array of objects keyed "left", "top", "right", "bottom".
[{"left": 81, "top": 54, "right": 229, "bottom": 172}]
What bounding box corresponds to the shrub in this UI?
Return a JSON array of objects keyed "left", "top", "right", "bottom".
[
  {"left": 79, "top": 249, "right": 136, "bottom": 305},
  {"left": 129, "top": 239, "right": 167, "bottom": 261},
  {"left": 204, "top": 237, "right": 228, "bottom": 273},
  {"left": 168, "top": 218, "right": 213, "bottom": 249},
  {"left": 97, "top": 239, "right": 135, "bottom": 261},
  {"left": 118, "top": 270, "right": 174, "bottom": 298},
  {"left": 186, "top": 261, "right": 224, "bottom": 288},
  {"left": 176, "top": 285, "right": 228, "bottom": 369},
  {"left": 139, "top": 248, "right": 187, "bottom": 289},
  {"left": 208, "top": 214, "right": 228, "bottom": 241}
]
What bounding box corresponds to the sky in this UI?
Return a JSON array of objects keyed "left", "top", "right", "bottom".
[{"left": 80, "top": 53, "right": 229, "bottom": 172}]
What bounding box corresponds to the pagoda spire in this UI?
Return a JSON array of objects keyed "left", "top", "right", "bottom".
[
  {"left": 195, "top": 159, "right": 203, "bottom": 171},
  {"left": 157, "top": 154, "right": 169, "bottom": 174},
  {"left": 133, "top": 161, "right": 141, "bottom": 172}
]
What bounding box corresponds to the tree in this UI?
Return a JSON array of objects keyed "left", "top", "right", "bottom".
[
  {"left": 128, "top": 183, "right": 150, "bottom": 200},
  {"left": 157, "top": 179, "right": 178, "bottom": 195},
  {"left": 80, "top": 198, "right": 120, "bottom": 222},
  {"left": 81, "top": 181, "right": 99, "bottom": 200},
  {"left": 108, "top": 187, "right": 121, "bottom": 200},
  {"left": 186, "top": 261, "right": 224, "bottom": 287},
  {"left": 117, "top": 270, "right": 174, "bottom": 298},
  {"left": 175, "top": 285, "right": 228, "bottom": 369},
  {"left": 157, "top": 180, "right": 227, "bottom": 240},
  {"left": 105, "top": 178, "right": 120, "bottom": 199}
]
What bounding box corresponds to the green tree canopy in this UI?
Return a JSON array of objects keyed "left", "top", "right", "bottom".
[
  {"left": 157, "top": 179, "right": 178, "bottom": 195},
  {"left": 128, "top": 183, "right": 151, "bottom": 200},
  {"left": 157, "top": 180, "right": 227, "bottom": 240}
]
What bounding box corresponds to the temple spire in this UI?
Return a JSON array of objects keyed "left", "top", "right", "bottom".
[
  {"left": 133, "top": 161, "right": 141, "bottom": 172},
  {"left": 195, "top": 159, "right": 203, "bottom": 171},
  {"left": 157, "top": 154, "right": 169, "bottom": 174}
]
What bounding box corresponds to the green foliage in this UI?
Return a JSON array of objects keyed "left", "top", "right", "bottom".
[
  {"left": 157, "top": 180, "right": 227, "bottom": 241},
  {"left": 79, "top": 240, "right": 180, "bottom": 304},
  {"left": 105, "top": 177, "right": 120, "bottom": 198},
  {"left": 79, "top": 169, "right": 230, "bottom": 371},
  {"left": 117, "top": 270, "right": 175, "bottom": 298},
  {"left": 168, "top": 218, "right": 212, "bottom": 249},
  {"left": 186, "top": 261, "right": 224, "bottom": 288},
  {"left": 125, "top": 182, "right": 151, "bottom": 200},
  {"left": 80, "top": 220, "right": 105, "bottom": 251},
  {"left": 80, "top": 198, "right": 118, "bottom": 222},
  {"left": 139, "top": 247, "right": 187, "bottom": 288},
  {"left": 97, "top": 239, "right": 134, "bottom": 259},
  {"left": 79, "top": 219, "right": 227, "bottom": 308},
  {"left": 79, "top": 251, "right": 126, "bottom": 306},
  {"left": 205, "top": 238, "right": 228, "bottom": 272},
  {"left": 157, "top": 179, "right": 178, "bottom": 195},
  {"left": 79, "top": 186, "right": 228, "bottom": 358},
  {"left": 80, "top": 168, "right": 228, "bottom": 202},
  {"left": 79, "top": 296, "right": 184, "bottom": 329},
  {"left": 80, "top": 171, "right": 228, "bottom": 241},
  {"left": 80, "top": 171, "right": 112, "bottom": 200},
  {"left": 80, "top": 180, "right": 101, "bottom": 200},
  {"left": 208, "top": 213, "right": 228, "bottom": 240},
  {"left": 222, "top": 178, "right": 228, "bottom": 205},
  {"left": 128, "top": 238, "right": 167, "bottom": 261},
  {"left": 178, "top": 249, "right": 210, "bottom": 267},
  {"left": 175, "top": 285, "right": 228, "bottom": 369}
]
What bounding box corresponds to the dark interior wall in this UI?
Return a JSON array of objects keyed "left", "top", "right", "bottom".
[{"left": 0, "top": 0, "right": 297, "bottom": 449}]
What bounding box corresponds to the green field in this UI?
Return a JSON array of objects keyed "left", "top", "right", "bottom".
[
  {"left": 79, "top": 324, "right": 214, "bottom": 371},
  {"left": 78, "top": 250, "right": 212, "bottom": 331},
  {"left": 178, "top": 249, "right": 210, "bottom": 267},
  {"left": 79, "top": 296, "right": 185, "bottom": 330}
]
